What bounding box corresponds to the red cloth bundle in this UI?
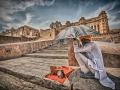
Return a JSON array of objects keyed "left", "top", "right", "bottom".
[{"left": 45, "top": 66, "right": 74, "bottom": 84}]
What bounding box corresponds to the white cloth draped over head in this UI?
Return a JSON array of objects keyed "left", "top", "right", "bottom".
[{"left": 73, "top": 42, "right": 115, "bottom": 89}]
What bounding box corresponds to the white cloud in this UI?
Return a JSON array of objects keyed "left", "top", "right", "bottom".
[
  {"left": 96, "top": 2, "right": 116, "bottom": 14},
  {"left": 85, "top": 1, "right": 120, "bottom": 29},
  {"left": 0, "top": 0, "right": 55, "bottom": 30},
  {"left": 23, "top": 13, "right": 33, "bottom": 25},
  {"left": 0, "top": 0, "right": 55, "bottom": 22},
  {"left": 1, "top": 0, "right": 120, "bottom": 31},
  {"left": 84, "top": 1, "right": 117, "bottom": 19},
  {"left": 5, "top": 13, "right": 33, "bottom": 29}
]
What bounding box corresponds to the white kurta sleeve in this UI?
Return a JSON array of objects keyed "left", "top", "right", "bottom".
[{"left": 74, "top": 43, "right": 94, "bottom": 53}]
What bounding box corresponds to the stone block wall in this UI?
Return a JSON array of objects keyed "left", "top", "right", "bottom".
[
  {"left": 0, "top": 35, "right": 36, "bottom": 44},
  {"left": 0, "top": 40, "right": 56, "bottom": 60},
  {"left": 102, "top": 53, "right": 120, "bottom": 67},
  {"left": 91, "top": 33, "right": 120, "bottom": 43}
]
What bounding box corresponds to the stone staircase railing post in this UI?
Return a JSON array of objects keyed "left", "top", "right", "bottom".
[{"left": 67, "top": 38, "right": 79, "bottom": 66}]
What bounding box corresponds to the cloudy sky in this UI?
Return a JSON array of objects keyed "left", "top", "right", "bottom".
[{"left": 0, "top": 0, "right": 120, "bottom": 32}]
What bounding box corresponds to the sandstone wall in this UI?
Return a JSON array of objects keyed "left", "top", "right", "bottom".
[
  {"left": 91, "top": 33, "right": 120, "bottom": 43},
  {"left": 40, "top": 30, "right": 52, "bottom": 39},
  {"left": 0, "top": 35, "right": 37, "bottom": 44},
  {"left": 0, "top": 40, "right": 56, "bottom": 60},
  {"left": 39, "top": 29, "right": 56, "bottom": 40}
]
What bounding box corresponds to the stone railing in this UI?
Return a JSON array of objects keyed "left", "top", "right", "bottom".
[
  {"left": 0, "top": 35, "right": 38, "bottom": 44},
  {"left": 0, "top": 40, "right": 57, "bottom": 60},
  {"left": 91, "top": 33, "right": 120, "bottom": 43}
]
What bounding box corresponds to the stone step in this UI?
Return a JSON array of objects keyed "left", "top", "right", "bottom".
[
  {"left": 46, "top": 45, "right": 68, "bottom": 49},
  {"left": 24, "top": 53, "right": 68, "bottom": 59},
  {"left": 37, "top": 49, "right": 67, "bottom": 54},
  {"left": 52, "top": 44, "right": 68, "bottom": 47},
  {"left": 47, "top": 47, "right": 68, "bottom": 50},
  {"left": 0, "top": 56, "right": 120, "bottom": 90},
  {"left": 49, "top": 44, "right": 67, "bottom": 46},
  {"left": 0, "top": 65, "right": 120, "bottom": 90},
  {"left": 0, "top": 57, "right": 68, "bottom": 78},
  {"left": 0, "top": 67, "right": 69, "bottom": 90},
  {"left": 69, "top": 68, "right": 120, "bottom": 90},
  {"left": 0, "top": 57, "right": 68, "bottom": 90},
  {"left": 0, "top": 71, "right": 52, "bottom": 90}
]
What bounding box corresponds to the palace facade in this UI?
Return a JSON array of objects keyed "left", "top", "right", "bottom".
[
  {"left": 50, "top": 11, "right": 109, "bottom": 36},
  {"left": 1, "top": 11, "right": 114, "bottom": 40}
]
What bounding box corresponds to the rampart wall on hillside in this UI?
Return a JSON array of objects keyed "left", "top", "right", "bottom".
[
  {"left": 0, "top": 40, "right": 56, "bottom": 60},
  {"left": 0, "top": 35, "right": 38, "bottom": 44}
]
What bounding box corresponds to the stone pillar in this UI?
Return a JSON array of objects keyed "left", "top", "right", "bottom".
[
  {"left": 67, "top": 38, "right": 79, "bottom": 66},
  {"left": 98, "top": 11, "right": 109, "bottom": 34}
]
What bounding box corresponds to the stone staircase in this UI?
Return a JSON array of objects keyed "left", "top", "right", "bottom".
[
  {"left": 24, "top": 44, "right": 68, "bottom": 59},
  {"left": 25, "top": 43, "right": 67, "bottom": 59},
  {"left": 0, "top": 43, "right": 120, "bottom": 90},
  {"left": 0, "top": 43, "right": 69, "bottom": 90}
]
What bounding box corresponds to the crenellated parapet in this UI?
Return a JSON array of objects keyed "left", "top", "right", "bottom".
[
  {"left": 49, "top": 10, "right": 109, "bottom": 35},
  {"left": 50, "top": 21, "right": 62, "bottom": 29},
  {"left": 1, "top": 25, "right": 40, "bottom": 38},
  {"left": 79, "top": 17, "right": 86, "bottom": 25}
]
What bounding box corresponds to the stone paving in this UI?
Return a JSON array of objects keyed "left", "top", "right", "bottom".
[
  {"left": 0, "top": 71, "right": 52, "bottom": 90},
  {"left": 0, "top": 57, "right": 68, "bottom": 78}
]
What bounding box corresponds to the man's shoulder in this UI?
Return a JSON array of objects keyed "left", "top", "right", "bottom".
[
  {"left": 87, "top": 42, "right": 95, "bottom": 45},
  {"left": 86, "top": 42, "right": 96, "bottom": 47}
]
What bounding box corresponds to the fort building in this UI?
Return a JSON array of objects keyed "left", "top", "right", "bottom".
[
  {"left": 50, "top": 11, "right": 109, "bottom": 36},
  {"left": 0, "top": 11, "right": 115, "bottom": 41},
  {"left": 1, "top": 25, "right": 40, "bottom": 38}
]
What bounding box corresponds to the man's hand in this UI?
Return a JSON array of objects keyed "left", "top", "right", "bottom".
[{"left": 77, "top": 38, "right": 83, "bottom": 48}]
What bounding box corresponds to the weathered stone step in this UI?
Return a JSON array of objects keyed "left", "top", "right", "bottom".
[
  {"left": 46, "top": 45, "right": 68, "bottom": 49},
  {"left": 0, "top": 57, "right": 68, "bottom": 78},
  {"left": 47, "top": 47, "right": 68, "bottom": 50},
  {"left": 37, "top": 49, "right": 67, "bottom": 54},
  {"left": 52, "top": 44, "right": 68, "bottom": 47},
  {"left": 0, "top": 66, "right": 120, "bottom": 90},
  {"left": 68, "top": 68, "right": 120, "bottom": 90},
  {"left": 0, "top": 68, "right": 69, "bottom": 90},
  {"left": 0, "top": 55, "right": 120, "bottom": 90},
  {"left": 0, "top": 57, "right": 68, "bottom": 90},
  {"left": 0, "top": 71, "right": 52, "bottom": 90},
  {"left": 24, "top": 53, "right": 68, "bottom": 59}
]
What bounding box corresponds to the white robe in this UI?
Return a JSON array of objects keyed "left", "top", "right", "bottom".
[{"left": 74, "top": 42, "right": 115, "bottom": 89}]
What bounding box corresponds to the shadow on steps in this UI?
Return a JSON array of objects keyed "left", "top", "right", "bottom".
[{"left": 68, "top": 68, "right": 120, "bottom": 90}]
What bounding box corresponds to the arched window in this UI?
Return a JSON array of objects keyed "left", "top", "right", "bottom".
[
  {"left": 97, "top": 24, "right": 100, "bottom": 33},
  {"left": 94, "top": 25, "right": 96, "bottom": 30},
  {"left": 91, "top": 26, "right": 93, "bottom": 29}
]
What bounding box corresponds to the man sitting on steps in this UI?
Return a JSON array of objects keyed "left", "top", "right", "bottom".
[{"left": 73, "top": 35, "right": 115, "bottom": 90}]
